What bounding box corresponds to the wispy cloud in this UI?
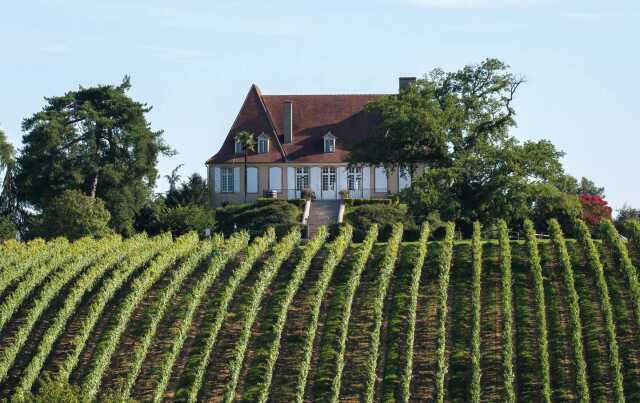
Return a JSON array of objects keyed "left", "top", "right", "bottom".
[
  {"left": 406, "top": 0, "right": 538, "bottom": 8},
  {"left": 564, "top": 12, "right": 639, "bottom": 24},
  {"left": 447, "top": 22, "right": 526, "bottom": 32}
]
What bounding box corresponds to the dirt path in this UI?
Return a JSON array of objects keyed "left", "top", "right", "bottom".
[
  {"left": 512, "top": 242, "right": 542, "bottom": 402},
  {"left": 479, "top": 242, "right": 504, "bottom": 402},
  {"left": 569, "top": 241, "right": 614, "bottom": 402},
  {"left": 444, "top": 243, "right": 473, "bottom": 403},
  {"left": 540, "top": 241, "right": 578, "bottom": 402},
  {"left": 408, "top": 242, "right": 442, "bottom": 401},
  {"left": 128, "top": 255, "right": 212, "bottom": 401},
  {"left": 599, "top": 243, "right": 640, "bottom": 401},
  {"left": 305, "top": 246, "right": 354, "bottom": 402},
  {"left": 336, "top": 245, "right": 385, "bottom": 402},
  {"left": 268, "top": 247, "right": 331, "bottom": 402},
  {"left": 98, "top": 253, "right": 188, "bottom": 396},
  {"left": 160, "top": 249, "right": 249, "bottom": 401},
  {"left": 0, "top": 261, "right": 89, "bottom": 397}
]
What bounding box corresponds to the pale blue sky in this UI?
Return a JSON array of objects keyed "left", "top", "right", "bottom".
[{"left": 1, "top": 0, "right": 639, "bottom": 211}]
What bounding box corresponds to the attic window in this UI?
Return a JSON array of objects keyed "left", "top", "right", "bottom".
[
  {"left": 234, "top": 139, "right": 243, "bottom": 154},
  {"left": 257, "top": 134, "right": 269, "bottom": 154},
  {"left": 323, "top": 132, "right": 336, "bottom": 153}
]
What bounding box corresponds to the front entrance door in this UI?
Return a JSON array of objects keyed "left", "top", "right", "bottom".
[{"left": 321, "top": 167, "right": 337, "bottom": 200}]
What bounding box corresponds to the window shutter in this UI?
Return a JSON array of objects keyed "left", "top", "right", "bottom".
[
  {"left": 375, "top": 166, "right": 387, "bottom": 192},
  {"left": 399, "top": 166, "right": 411, "bottom": 190},
  {"left": 214, "top": 167, "right": 221, "bottom": 193},
  {"left": 269, "top": 167, "right": 281, "bottom": 191},
  {"left": 310, "top": 167, "right": 321, "bottom": 196},
  {"left": 247, "top": 167, "right": 258, "bottom": 193},
  {"left": 362, "top": 165, "right": 371, "bottom": 198},
  {"left": 338, "top": 166, "right": 348, "bottom": 190},
  {"left": 287, "top": 167, "right": 295, "bottom": 191},
  {"left": 233, "top": 167, "right": 241, "bottom": 193}
]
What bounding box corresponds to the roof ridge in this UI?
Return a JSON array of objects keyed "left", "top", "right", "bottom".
[
  {"left": 254, "top": 85, "right": 287, "bottom": 162},
  {"left": 263, "top": 93, "right": 392, "bottom": 97}
]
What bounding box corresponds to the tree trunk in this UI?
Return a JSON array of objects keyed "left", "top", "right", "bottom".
[
  {"left": 90, "top": 172, "right": 99, "bottom": 198},
  {"left": 244, "top": 151, "right": 248, "bottom": 202}
]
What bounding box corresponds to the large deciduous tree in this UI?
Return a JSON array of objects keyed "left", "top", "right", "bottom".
[
  {"left": 15, "top": 77, "right": 174, "bottom": 235},
  {"left": 350, "top": 59, "right": 571, "bottom": 233}
]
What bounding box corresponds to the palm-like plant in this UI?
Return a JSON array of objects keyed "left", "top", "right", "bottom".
[
  {"left": 0, "top": 129, "right": 18, "bottom": 231},
  {"left": 0, "top": 129, "right": 15, "bottom": 172},
  {"left": 235, "top": 131, "right": 256, "bottom": 202}
]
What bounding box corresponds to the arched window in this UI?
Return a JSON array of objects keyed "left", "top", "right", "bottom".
[
  {"left": 257, "top": 133, "right": 269, "bottom": 153},
  {"left": 323, "top": 132, "right": 336, "bottom": 153},
  {"left": 234, "top": 139, "right": 243, "bottom": 154}
]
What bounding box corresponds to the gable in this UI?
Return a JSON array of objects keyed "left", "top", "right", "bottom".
[
  {"left": 208, "top": 88, "right": 390, "bottom": 165},
  {"left": 208, "top": 85, "right": 285, "bottom": 164}
]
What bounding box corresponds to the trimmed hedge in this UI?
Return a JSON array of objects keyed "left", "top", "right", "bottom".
[
  {"left": 291, "top": 225, "right": 353, "bottom": 403},
  {"left": 176, "top": 228, "right": 276, "bottom": 402},
  {"left": 343, "top": 198, "right": 392, "bottom": 207},
  {"left": 575, "top": 219, "right": 625, "bottom": 402},
  {"left": 54, "top": 234, "right": 172, "bottom": 383},
  {"left": 498, "top": 220, "right": 515, "bottom": 403},
  {"left": 434, "top": 222, "right": 455, "bottom": 403},
  {"left": 548, "top": 219, "right": 590, "bottom": 403},
  {"left": 381, "top": 222, "right": 429, "bottom": 403},
  {"left": 346, "top": 203, "right": 407, "bottom": 242},
  {"left": 221, "top": 229, "right": 301, "bottom": 403},
  {"left": 363, "top": 223, "right": 403, "bottom": 403},
  {"left": 79, "top": 233, "right": 199, "bottom": 401},
  {"left": 470, "top": 221, "right": 483, "bottom": 403},
  {"left": 13, "top": 235, "right": 144, "bottom": 398},
  {"left": 240, "top": 226, "right": 328, "bottom": 403},
  {"left": 523, "top": 219, "right": 552, "bottom": 403},
  {"left": 601, "top": 220, "right": 640, "bottom": 330},
  {"left": 313, "top": 224, "right": 378, "bottom": 403},
  {"left": 149, "top": 232, "right": 249, "bottom": 402}
]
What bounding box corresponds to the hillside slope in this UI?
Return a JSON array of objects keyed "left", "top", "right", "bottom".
[{"left": 0, "top": 221, "right": 639, "bottom": 402}]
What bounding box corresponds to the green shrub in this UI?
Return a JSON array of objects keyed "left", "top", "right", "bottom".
[
  {"left": 532, "top": 185, "right": 582, "bottom": 236},
  {"left": 523, "top": 219, "right": 551, "bottom": 403},
  {"left": 346, "top": 203, "right": 408, "bottom": 241},
  {"left": 35, "top": 190, "right": 112, "bottom": 240},
  {"left": 470, "top": 221, "right": 483, "bottom": 403},
  {"left": 159, "top": 205, "right": 215, "bottom": 237},
  {"left": 548, "top": 219, "right": 590, "bottom": 403},
  {"left": 0, "top": 216, "right": 16, "bottom": 241},
  {"left": 256, "top": 197, "right": 306, "bottom": 209},
  {"left": 343, "top": 198, "right": 392, "bottom": 207},
  {"left": 216, "top": 200, "right": 301, "bottom": 236},
  {"left": 618, "top": 219, "right": 640, "bottom": 240}
]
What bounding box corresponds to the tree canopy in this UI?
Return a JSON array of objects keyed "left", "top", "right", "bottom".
[
  {"left": 15, "top": 77, "right": 173, "bottom": 235},
  {"left": 350, "top": 59, "right": 574, "bottom": 232}
]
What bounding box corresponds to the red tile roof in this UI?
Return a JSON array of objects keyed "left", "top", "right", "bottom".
[{"left": 207, "top": 85, "right": 390, "bottom": 164}]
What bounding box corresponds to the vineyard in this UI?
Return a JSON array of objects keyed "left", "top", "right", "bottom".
[{"left": 1, "top": 219, "right": 640, "bottom": 402}]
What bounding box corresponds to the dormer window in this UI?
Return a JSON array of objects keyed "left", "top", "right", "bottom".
[
  {"left": 323, "top": 132, "right": 336, "bottom": 153},
  {"left": 257, "top": 133, "right": 269, "bottom": 154},
  {"left": 234, "top": 139, "right": 243, "bottom": 154}
]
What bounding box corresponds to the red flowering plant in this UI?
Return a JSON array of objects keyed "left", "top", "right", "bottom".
[{"left": 579, "top": 193, "right": 613, "bottom": 231}]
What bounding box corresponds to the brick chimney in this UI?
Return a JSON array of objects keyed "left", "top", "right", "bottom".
[
  {"left": 399, "top": 77, "right": 416, "bottom": 92},
  {"left": 283, "top": 101, "right": 293, "bottom": 144}
]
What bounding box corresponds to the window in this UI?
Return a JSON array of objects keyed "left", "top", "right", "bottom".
[
  {"left": 257, "top": 135, "right": 269, "bottom": 153},
  {"left": 323, "top": 133, "right": 336, "bottom": 153},
  {"left": 322, "top": 167, "right": 337, "bottom": 191},
  {"left": 221, "top": 167, "right": 234, "bottom": 193},
  {"left": 234, "top": 139, "right": 243, "bottom": 154},
  {"left": 347, "top": 167, "right": 362, "bottom": 191},
  {"left": 295, "top": 167, "right": 310, "bottom": 190}
]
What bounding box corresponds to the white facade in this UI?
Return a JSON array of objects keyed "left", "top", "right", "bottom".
[{"left": 209, "top": 163, "right": 407, "bottom": 206}]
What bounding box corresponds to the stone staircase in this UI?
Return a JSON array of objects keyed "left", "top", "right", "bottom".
[{"left": 307, "top": 200, "right": 340, "bottom": 238}]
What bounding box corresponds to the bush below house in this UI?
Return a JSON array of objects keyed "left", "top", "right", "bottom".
[
  {"left": 216, "top": 199, "right": 302, "bottom": 237},
  {"left": 345, "top": 203, "right": 411, "bottom": 241}
]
